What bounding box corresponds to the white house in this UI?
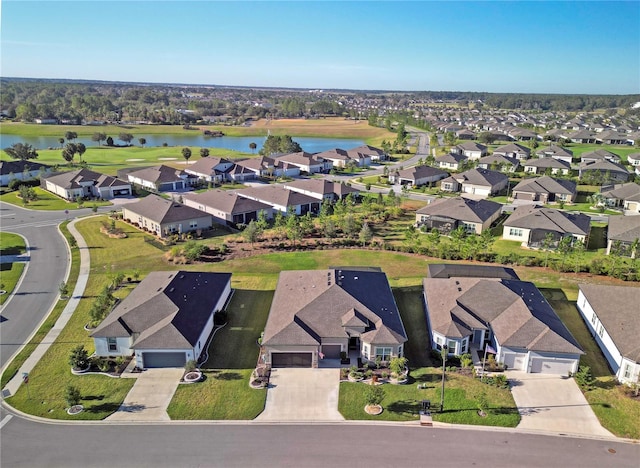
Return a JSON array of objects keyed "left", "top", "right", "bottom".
[
  {"left": 92, "top": 271, "right": 232, "bottom": 368},
  {"left": 576, "top": 284, "right": 640, "bottom": 385},
  {"left": 0, "top": 160, "right": 52, "bottom": 187},
  {"left": 43, "top": 168, "right": 132, "bottom": 200}
]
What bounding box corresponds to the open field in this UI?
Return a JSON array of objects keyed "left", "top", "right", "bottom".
[{"left": 0, "top": 118, "right": 396, "bottom": 145}]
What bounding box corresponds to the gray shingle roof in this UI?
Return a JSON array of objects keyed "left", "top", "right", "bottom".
[
  {"left": 127, "top": 165, "right": 189, "bottom": 184},
  {"left": 263, "top": 269, "right": 407, "bottom": 347},
  {"left": 43, "top": 168, "right": 128, "bottom": 189},
  {"left": 183, "top": 190, "right": 271, "bottom": 215},
  {"left": 579, "top": 284, "right": 640, "bottom": 362},
  {"left": 524, "top": 158, "right": 571, "bottom": 169},
  {"left": 511, "top": 176, "right": 576, "bottom": 196},
  {"left": 92, "top": 271, "right": 231, "bottom": 350},
  {"left": 607, "top": 215, "right": 640, "bottom": 243},
  {"left": 454, "top": 168, "right": 508, "bottom": 187},
  {"left": 416, "top": 196, "right": 502, "bottom": 223},
  {"left": 122, "top": 194, "right": 211, "bottom": 224},
  {"left": 237, "top": 185, "right": 317, "bottom": 208},
  {"left": 396, "top": 165, "right": 449, "bottom": 181},
  {"left": 427, "top": 264, "right": 519, "bottom": 280},
  {"left": 601, "top": 183, "right": 640, "bottom": 202},
  {"left": 493, "top": 143, "right": 530, "bottom": 156},
  {"left": 424, "top": 277, "right": 583, "bottom": 354},
  {"left": 504, "top": 206, "right": 591, "bottom": 235},
  {"left": 284, "top": 179, "right": 359, "bottom": 198},
  {"left": 0, "top": 160, "right": 50, "bottom": 176}
]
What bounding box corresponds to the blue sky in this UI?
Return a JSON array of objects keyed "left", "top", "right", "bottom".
[{"left": 1, "top": 1, "right": 639, "bottom": 94}]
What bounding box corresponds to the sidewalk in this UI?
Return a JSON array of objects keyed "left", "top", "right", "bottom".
[{"left": 1, "top": 219, "right": 90, "bottom": 399}]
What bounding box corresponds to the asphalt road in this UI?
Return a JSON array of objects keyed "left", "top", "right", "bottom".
[{"left": 0, "top": 416, "right": 637, "bottom": 468}]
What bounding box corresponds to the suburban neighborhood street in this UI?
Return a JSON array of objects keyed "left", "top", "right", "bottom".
[{"left": 1, "top": 415, "right": 638, "bottom": 468}]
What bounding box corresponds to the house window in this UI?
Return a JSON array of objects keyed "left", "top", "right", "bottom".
[
  {"left": 623, "top": 364, "right": 631, "bottom": 379},
  {"left": 598, "top": 324, "right": 604, "bottom": 338},
  {"left": 363, "top": 344, "right": 370, "bottom": 360},
  {"left": 447, "top": 340, "right": 457, "bottom": 354},
  {"left": 107, "top": 337, "right": 117, "bottom": 352},
  {"left": 462, "top": 222, "right": 475, "bottom": 234},
  {"left": 190, "top": 221, "right": 198, "bottom": 228},
  {"left": 509, "top": 228, "right": 523, "bottom": 237},
  {"left": 591, "top": 312, "right": 597, "bottom": 325},
  {"left": 461, "top": 338, "right": 468, "bottom": 354},
  {"left": 398, "top": 345, "right": 403, "bottom": 358},
  {"left": 375, "top": 347, "right": 392, "bottom": 361}
]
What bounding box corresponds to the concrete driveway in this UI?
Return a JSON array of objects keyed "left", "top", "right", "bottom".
[
  {"left": 507, "top": 371, "right": 614, "bottom": 438},
  {"left": 106, "top": 368, "right": 183, "bottom": 422},
  {"left": 256, "top": 368, "right": 344, "bottom": 422}
]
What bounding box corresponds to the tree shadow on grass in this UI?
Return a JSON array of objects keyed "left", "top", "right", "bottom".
[
  {"left": 386, "top": 399, "right": 420, "bottom": 416},
  {"left": 209, "top": 370, "right": 243, "bottom": 381},
  {"left": 87, "top": 402, "right": 122, "bottom": 413}
]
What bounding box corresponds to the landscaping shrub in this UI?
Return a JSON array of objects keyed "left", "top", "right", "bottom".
[{"left": 68, "top": 345, "right": 89, "bottom": 370}]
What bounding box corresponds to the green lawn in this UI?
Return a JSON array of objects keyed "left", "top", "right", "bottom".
[
  {"left": 167, "top": 289, "right": 272, "bottom": 419},
  {"left": 0, "top": 232, "right": 27, "bottom": 255},
  {"left": 338, "top": 368, "right": 520, "bottom": 426},
  {"left": 0, "top": 187, "right": 113, "bottom": 211},
  {"left": 0, "top": 262, "right": 25, "bottom": 306},
  {"left": 584, "top": 378, "right": 640, "bottom": 439}
]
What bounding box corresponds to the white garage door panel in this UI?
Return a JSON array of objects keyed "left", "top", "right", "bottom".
[{"left": 530, "top": 358, "right": 575, "bottom": 374}]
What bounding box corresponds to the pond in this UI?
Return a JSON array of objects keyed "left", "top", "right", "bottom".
[{"left": 0, "top": 133, "right": 366, "bottom": 154}]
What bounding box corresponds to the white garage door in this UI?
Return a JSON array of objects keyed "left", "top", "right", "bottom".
[
  {"left": 503, "top": 352, "right": 527, "bottom": 371},
  {"left": 530, "top": 358, "right": 575, "bottom": 374}
]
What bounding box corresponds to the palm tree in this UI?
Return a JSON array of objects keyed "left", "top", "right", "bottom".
[
  {"left": 58, "top": 137, "right": 65, "bottom": 148},
  {"left": 182, "top": 147, "right": 192, "bottom": 165},
  {"left": 5, "top": 143, "right": 39, "bottom": 161},
  {"left": 76, "top": 143, "right": 86, "bottom": 163}
]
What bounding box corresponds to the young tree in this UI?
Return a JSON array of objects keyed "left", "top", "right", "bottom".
[
  {"left": 199, "top": 148, "right": 210, "bottom": 158},
  {"left": 92, "top": 132, "right": 107, "bottom": 146},
  {"left": 242, "top": 220, "right": 260, "bottom": 247},
  {"left": 4, "top": 143, "right": 39, "bottom": 161},
  {"left": 58, "top": 137, "right": 65, "bottom": 148},
  {"left": 68, "top": 345, "right": 89, "bottom": 370},
  {"left": 359, "top": 222, "right": 373, "bottom": 246},
  {"left": 364, "top": 385, "right": 385, "bottom": 408},
  {"left": 182, "top": 147, "right": 192, "bottom": 165},
  {"left": 65, "top": 385, "right": 82, "bottom": 407},
  {"left": 118, "top": 133, "right": 134, "bottom": 145}
]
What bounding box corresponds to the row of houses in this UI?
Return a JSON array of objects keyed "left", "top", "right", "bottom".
[{"left": 91, "top": 263, "right": 638, "bottom": 384}]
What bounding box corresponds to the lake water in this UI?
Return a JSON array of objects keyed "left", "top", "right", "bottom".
[{"left": 0, "top": 133, "right": 365, "bottom": 154}]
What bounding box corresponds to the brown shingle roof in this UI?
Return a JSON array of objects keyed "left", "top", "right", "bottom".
[
  {"left": 183, "top": 190, "right": 271, "bottom": 215},
  {"left": 122, "top": 194, "right": 211, "bottom": 224},
  {"left": 504, "top": 206, "right": 591, "bottom": 235},
  {"left": 416, "top": 196, "right": 502, "bottom": 223},
  {"left": 607, "top": 215, "right": 640, "bottom": 243}
]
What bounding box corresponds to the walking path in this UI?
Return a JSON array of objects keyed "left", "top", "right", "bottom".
[{"left": 2, "top": 219, "right": 90, "bottom": 399}]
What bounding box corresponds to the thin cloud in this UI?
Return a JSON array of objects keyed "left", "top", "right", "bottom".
[{"left": 2, "top": 40, "right": 71, "bottom": 48}]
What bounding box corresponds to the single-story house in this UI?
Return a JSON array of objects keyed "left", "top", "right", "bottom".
[
  {"left": 536, "top": 145, "right": 574, "bottom": 164},
  {"left": 440, "top": 168, "right": 509, "bottom": 198},
  {"left": 451, "top": 142, "right": 488, "bottom": 160},
  {"left": 579, "top": 160, "right": 630, "bottom": 184},
  {"left": 91, "top": 271, "right": 232, "bottom": 368},
  {"left": 577, "top": 284, "right": 640, "bottom": 384},
  {"left": 0, "top": 160, "right": 52, "bottom": 187},
  {"left": 493, "top": 143, "right": 530, "bottom": 160},
  {"left": 347, "top": 144, "right": 388, "bottom": 161},
  {"left": 182, "top": 189, "right": 273, "bottom": 227},
  {"left": 568, "top": 129, "right": 597, "bottom": 144},
  {"left": 43, "top": 168, "right": 132, "bottom": 200},
  {"left": 436, "top": 153, "right": 468, "bottom": 171},
  {"left": 423, "top": 274, "right": 583, "bottom": 374},
  {"left": 627, "top": 152, "right": 640, "bottom": 168},
  {"left": 282, "top": 178, "right": 359, "bottom": 202},
  {"left": 511, "top": 176, "right": 577, "bottom": 204},
  {"left": 507, "top": 128, "right": 537, "bottom": 141},
  {"left": 389, "top": 165, "right": 449, "bottom": 187},
  {"left": 580, "top": 149, "right": 621, "bottom": 165},
  {"left": 415, "top": 197, "right": 502, "bottom": 235},
  {"left": 477, "top": 154, "right": 520, "bottom": 172},
  {"left": 262, "top": 267, "right": 407, "bottom": 368},
  {"left": 523, "top": 158, "right": 572, "bottom": 176},
  {"left": 234, "top": 156, "right": 300, "bottom": 179},
  {"left": 600, "top": 183, "right": 640, "bottom": 212},
  {"left": 183, "top": 157, "right": 236, "bottom": 183},
  {"left": 315, "top": 148, "right": 370, "bottom": 168},
  {"left": 237, "top": 185, "right": 320, "bottom": 215},
  {"left": 455, "top": 129, "right": 476, "bottom": 140},
  {"left": 595, "top": 130, "right": 628, "bottom": 145},
  {"left": 606, "top": 215, "right": 640, "bottom": 257},
  {"left": 124, "top": 165, "right": 196, "bottom": 192},
  {"left": 122, "top": 194, "right": 213, "bottom": 237},
  {"left": 274, "top": 151, "right": 330, "bottom": 173},
  {"left": 502, "top": 205, "right": 591, "bottom": 248}
]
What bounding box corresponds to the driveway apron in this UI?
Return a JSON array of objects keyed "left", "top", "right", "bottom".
[
  {"left": 507, "top": 371, "right": 614, "bottom": 438},
  {"left": 256, "top": 368, "right": 344, "bottom": 421},
  {"left": 106, "top": 368, "right": 183, "bottom": 422}
]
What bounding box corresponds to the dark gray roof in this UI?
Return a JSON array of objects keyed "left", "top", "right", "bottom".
[
  {"left": 607, "top": 215, "right": 640, "bottom": 243},
  {"left": 185, "top": 157, "right": 233, "bottom": 174},
  {"left": 504, "top": 206, "right": 591, "bottom": 236},
  {"left": 416, "top": 196, "right": 502, "bottom": 223},
  {"left": 581, "top": 149, "right": 621, "bottom": 162},
  {"left": 424, "top": 277, "right": 583, "bottom": 354},
  {"left": 92, "top": 271, "right": 232, "bottom": 350},
  {"left": 579, "top": 159, "right": 629, "bottom": 174},
  {"left": 436, "top": 153, "right": 467, "bottom": 164},
  {"left": 536, "top": 145, "right": 573, "bottom": 158},
  {"left": 396, "top": 165, "right": 449, "bottom": 181},
  {"left": 579, "top": 284, "right": 640, "bottom": 362},
  {"left": 493, "top": 143, "right": 530, "bottom": 155},
  {"left": 126, "top": 165, "right": 189, "bottom": 184},
  {"left": 427, "top": 264, "right": 519, "bottom": 280},
  {"left": 512, "top": 176, "right": 576, "bottom": 196},
  {"left": 122, "top": 194, "right": 211, "bottom": 224},
  {"left": 524, "top": 158, "right": 571, "bottom": 169},
  {"left": 456, "top": 142, "right": 487, "bottom": 152},
  {"left": 284, "top": 179, "right": 359, "bottom": 197},
  {"left": 601, "top": 183, "right": 640, "bottom": 202},
  {"left": 477, "top": 154, "right": 519, "bottom": 167},
  {"left": 183, "top": 190, "right": 271, "bottom": 215},
  {"left": 454, "top": 168, "right": 508, "bottom": 187},
  {"left": 263, "top": 269, "right": 407, "bottom": 347},
  {"left": 0, "top": 160, "right": 50, "bottom": 176}
]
